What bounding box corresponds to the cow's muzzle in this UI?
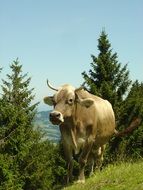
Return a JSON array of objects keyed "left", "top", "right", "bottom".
[{"left": 49, "top": 111, "right": 64, "bottom": 125}]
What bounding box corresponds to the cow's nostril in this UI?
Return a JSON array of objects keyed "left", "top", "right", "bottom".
[
  {"left": 50, "top": 112, "right": 61, "bottom": 119},
  {"left": 56, "top": 113, "right": 60, "bottom": 118},
  {"left": 49, "top": 113, "right": 53, "bottom": 118},
  {"left": 49, "top": 111, "right": 64, "bottom": 125}
]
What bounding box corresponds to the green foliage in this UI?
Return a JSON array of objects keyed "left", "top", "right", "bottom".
[
  {"left": 0, "top": 60, "right": 66, "bottom": 189},
  {"left": 21, "top": 139, "right": 67, "bottom": 190},
  {"left": 121, "top": 81, "right": 143, "bottom": 120},
  {"left": 82, "top": 30, "right": 131, "bottom": 118},
  {"left": 109, "top": 81, "right": 143, "bottom": 159}
]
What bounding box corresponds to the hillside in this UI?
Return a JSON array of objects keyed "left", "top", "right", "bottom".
[
  {"left": 63, "top": 161, "right": 143, "bottom": 190},
  {"left": 34, "top": 110, "right": 61, "bottom": 142}
]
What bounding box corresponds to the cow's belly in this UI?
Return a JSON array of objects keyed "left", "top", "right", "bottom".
[{"left": 95, "top": 125, "right": 115, "bottom": 146}]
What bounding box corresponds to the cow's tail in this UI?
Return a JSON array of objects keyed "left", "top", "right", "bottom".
[{"left": 114, "top": 117, "right": 142, "bottom": 137}]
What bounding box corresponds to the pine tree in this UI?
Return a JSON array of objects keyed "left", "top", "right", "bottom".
[
  {"left": 115, "top": 81, "right": 143, "bottom": 158},
  {"left": 119, "top": 81, "right": 143, "bottom": 125},
  {"left": 82, "top": 30, "right": 131, "bottom": 119},
  {"left": 0, "top": 60, "right": 39, "bottom": 188},
  {"left": 0, "top": 60, "right": 66, "bottom": 189},
  {"left": 0, "top": 59, "right": 38, "bottom": 152}
]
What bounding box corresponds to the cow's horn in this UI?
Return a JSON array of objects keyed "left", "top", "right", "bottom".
[
  {"left": 75, "top": 86, "right": 83, "bottom": 92},
  {"left": 47, "top": 79, "right": 58, "bottom": 91},
  {"left": 75, "top": 82, "right": 85, "bottom": 92}
]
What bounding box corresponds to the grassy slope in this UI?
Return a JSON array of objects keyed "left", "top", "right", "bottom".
[{"left": 63, "top": 161, "right": 143, "bottom": 190}]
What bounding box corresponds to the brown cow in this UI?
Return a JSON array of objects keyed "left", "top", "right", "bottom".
[{"left": 44, "top": 80, "right": 115, "bottom": 183}]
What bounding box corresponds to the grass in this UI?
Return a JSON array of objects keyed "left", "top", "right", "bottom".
[{"left": 63, "top": 161, "right": 143, "bottom": 190}]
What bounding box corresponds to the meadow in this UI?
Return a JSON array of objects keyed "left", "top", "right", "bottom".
[{"left": 64, "top": 161, "right": 143, "bottom": 190}]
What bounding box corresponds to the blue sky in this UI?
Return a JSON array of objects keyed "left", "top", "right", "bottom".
[{"left": 0, "top": 0, "right": 143, "bottom": 110}]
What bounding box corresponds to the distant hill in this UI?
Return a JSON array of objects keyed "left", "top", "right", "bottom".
[{"left": 33, "top": 111, "right": 61, "bottom": 143}]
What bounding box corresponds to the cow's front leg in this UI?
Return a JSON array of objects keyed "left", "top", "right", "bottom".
[
  {"left": 67, "top": 157, "right": 73, "bottom": 183},
  {"left": 63, "top": 143, "right": 73, "bottom": 184},
  {"left": 78, "top": 136, "right": 94, "bottom": 183}
]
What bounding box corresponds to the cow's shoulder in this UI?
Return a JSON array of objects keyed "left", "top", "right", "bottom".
[{"left": 77, "top": 89, "right": 103, "bottom": 102}]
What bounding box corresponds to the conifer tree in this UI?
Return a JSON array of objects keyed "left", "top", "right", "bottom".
[
  {"left": 0, "top": 60, "right": 38, "bottom": 152},
  {"left": 82, "top": 30, "right": 131, "bottom": 119},
  {"left": 0, "top": 60, "right": 39, "bottom": 188},
  {"left": 0, "top": 60, "right": 66, "bottom": 189},
  {"left": 114, "top": 81, "right": 143, "bottom": 158}
]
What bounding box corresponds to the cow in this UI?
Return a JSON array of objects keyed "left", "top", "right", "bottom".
[{"left": 44, "top": 80, "right": 115, "bottom": 183}]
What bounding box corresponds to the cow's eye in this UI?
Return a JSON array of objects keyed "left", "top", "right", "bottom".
[{"left": 68, "top": 98, "right": 73, "bottom": 104}]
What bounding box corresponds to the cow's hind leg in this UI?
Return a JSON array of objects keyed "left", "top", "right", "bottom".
[
  {"left": 87, "top": 152, "right": 95, "bottom": 177},
  {"left": 95, "top": 145, "right": 106, "bottom": 171},
  {"left": 87, "top": 145, "right": 106, "bottom": 177},
  {"left": 89, "top": 144, "right": 106, "bottom": 176}
]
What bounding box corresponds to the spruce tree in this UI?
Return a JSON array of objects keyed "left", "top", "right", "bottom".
[
  {"left": 114, "top": 81, "right": 143, "bottom": 158},
  {"left": 82, "top": 30, "right": 131, "bottom": 119},
  {"left": 0, "top": 60, "right": 39, "bottom": 188},
  {"left": 0, "top": 60, "right": 66, "bottom": 189},
  {"left": 0, "top": 60, "right": 38, "bottom": 152}
]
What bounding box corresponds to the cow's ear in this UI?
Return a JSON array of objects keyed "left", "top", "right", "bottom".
[
  {"left": 75, "top": 93, "right": 94, "bottom": 108},
  {"left": 43, "top": 96, "right": 54, "bottom": 106},
  {"left": 80, "top": 98, "right": 94, "bottom": 108},
  {"left": 75, "top": 92, "right": 94, "bottom": 108}
]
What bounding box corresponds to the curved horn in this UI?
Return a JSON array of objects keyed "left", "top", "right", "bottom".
[
  {"left": 75, "top": 82, "right": 85, "bottom": 92},
  {"left": 75, "top": 83, "right": 85, "bottom": 92},
  {"left": 75, "top": 86, "right": 83, "bottom": 92},
  {"left": 47, "top": 79, "right": 58, "bottom": 91}
]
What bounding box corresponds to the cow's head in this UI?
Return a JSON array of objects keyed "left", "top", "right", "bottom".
[{"left": 44, "top": 80, "right": 94, "bottom": 125}]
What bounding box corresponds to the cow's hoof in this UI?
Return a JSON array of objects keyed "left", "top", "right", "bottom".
[{"left": 76, "top": 179, "right": 85, "bottom": 184}]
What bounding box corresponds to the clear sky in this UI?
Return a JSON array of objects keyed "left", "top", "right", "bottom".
[{"left": 0, "top": 0, "right": 143, "bottom": 111}]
